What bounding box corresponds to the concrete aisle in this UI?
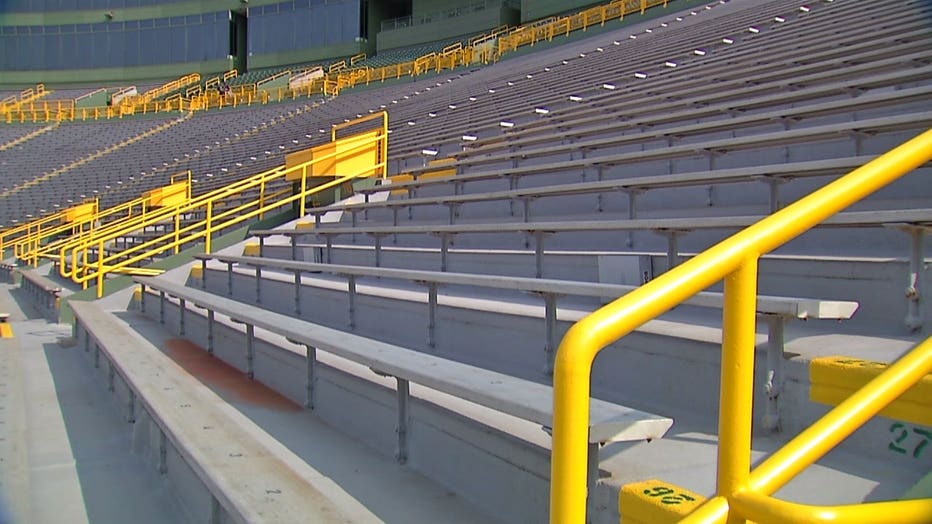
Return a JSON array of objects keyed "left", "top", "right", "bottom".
[{"left": 0, "top": 284, "right": 186, "bottom": 524}]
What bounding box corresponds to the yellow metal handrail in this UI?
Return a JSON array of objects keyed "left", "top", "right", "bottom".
[
  {"left": 0, "top": 198, "right": 96, "bottom": 260},
  {"left": 61, "top": 112, "right": 388, "bottom": 297},
  {"left": 550, "top": 129, "right": 932, "bottom": 523}
]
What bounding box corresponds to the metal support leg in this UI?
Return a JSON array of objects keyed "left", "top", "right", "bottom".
[
  {"left": 762, "top": 314, "right": 785, "bottom": 432},
  {"left": 395, "top": 378, "right": 410, "bottom": 464},
  {"left": 626, "top": 190, "right": 641, "bottom": 248},
  {"left": 94, "top": 342, "right": 100, "bottom": 368},
  {"left": 108, "top": 361, "right": 115, "bottom": 392},
  {"left": 158, "top": 430, "right": 167, "bottom": 474},
  {"left": 226, "top": 262, "right": 234, "bottom": 296},
  {"left": 543, "top": 293, "right": 558, "bottom": 375},
  {"left": 159, "top": 291, "right": 165, "bottom": 324},
  {"left": 179, "top": 298, "right": 186, "bottom": 336},
  {"left": 291, "top": 235, "right": 298, "bottom": 261},
  {"left": 448, "top": 204, "right": 460, "bottom": 225},
  {"left": 305, "top": 345, "right": 317, "bottom": 410},
  {"left": 140, "top": 284, "right": 146, "bottom": 313},
  {"left": 207, "top": 310, "right": 215, "bottom": 354},
  {"left": 325, "top": 235, "right": 333, "bottom": 264},
  {"left": 427, "top": 283, "right": 438, "bottom": 348},
  {"left": 904, "top": 226, "right": 926, "bottom": 332},
  {"left": 521, "top": 197, "right": 532, "bottom": 223},
  {"left": 440, "top": 234, "right": 450, "bottom": 272},
  {"left": 587, "top": 442, "right": 600, "bottom": 496},
  {"left": 127, "top": 390, "right": 136, "bottom": 423},
  {"left": 659, "top": 230, "right": 686, "bottom": 270},
  {"left": 347, "top": 276, "right": 357, "bottom": 329},
  {"left": 293, "top": 270, "right": 302, "bottom": 315},
  {"left": 534, "top": 231, "right": 547, "bottom": 278},
  {"left": 245, "top": 324, "right": 255, "bottom": 379},
  {"left": 254, "top": 266, "right": 262, "bottom": 304},
  {"left": 200, "top": 259, "right": 207, "bottom": 289},
  {"left": 374, "top": 235, "right": 383, "bottom": 267},
  {"left": 258, "top": 236, "right": 265, "bottom": 257},
  {"left": 595, "top": 166, "right": 604, "bottom": 213}
]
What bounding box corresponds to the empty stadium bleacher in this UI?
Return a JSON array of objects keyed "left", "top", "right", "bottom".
[{"left": 1, "top": 0, "right": 931, "bottom": 523}]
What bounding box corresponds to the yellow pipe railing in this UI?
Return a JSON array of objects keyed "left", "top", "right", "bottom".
[
  {"left": 550, "top": 129, "right": 932, "bottom": 523},
  {"left": 59, "top": 112, "right": 387, "bottom": 297},
  {"left": 0, "top": 0, "right": 673, "bottom": 122}
]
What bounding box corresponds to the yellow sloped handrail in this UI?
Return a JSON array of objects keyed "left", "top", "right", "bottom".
[
  {"left": 62, "top": 112, "right": 387, "bottom": 297},
  {"left": 550, "top": 129, "right": 932, "bottom": 523}
]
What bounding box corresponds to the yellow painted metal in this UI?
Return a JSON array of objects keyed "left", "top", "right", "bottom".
[
  {"left": 731, "top": 489, "right": 932, "bottom": 524},
  {"left": 551, "top": 128, "right": 932, "bottom": 524},
  {"left": 57, "top": 111, "right": 388, "bottom": 297},
  {"left": 718, "top": 260, "right": 757, "bottom": 524},
  {"left": 810, "top": 356, "right": 932, "bottom": 427},
  {"left": 745, "top": 337, "right": 932, "bottom": 497}
]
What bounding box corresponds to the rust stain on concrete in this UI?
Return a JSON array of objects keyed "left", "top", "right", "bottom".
[{"left": 165, "top": 338, "right": 301, "bottom": 412}]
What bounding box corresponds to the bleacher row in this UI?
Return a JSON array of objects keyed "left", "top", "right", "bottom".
[{"left": 2, "top": 0, "right": 931, "bottom": 523}]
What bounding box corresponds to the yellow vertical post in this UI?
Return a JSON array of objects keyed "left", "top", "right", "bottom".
[
  {"left": 96, "top": 238, "right": 105, "bottom": 297},
  {"left": 260, "top": 178, "right": 266, "bottom": 219},
  {"left": 205, "top": 201, "right": 213, "bottom": 254},
  {"left": 174, "top": 212, "right": 181, "bottom": 254},
  {"left": 300, "top": 166, "right": 308, "bottom": 217},
  {"left": 717, "top": 259, "right": 759, "bottom": 524}
]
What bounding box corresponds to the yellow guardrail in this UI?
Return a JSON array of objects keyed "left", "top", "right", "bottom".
[
  {"left": 59, "top": 111, "right": 387, "bottom": 297},
  {"left": 16, "top": 172, "right": 192, "bottom": 268},
  {"left": 0, "top": 197, "right": 96, "bottom": 260},
  {"left": 0, "top": 0, "right": 672, "bottom": 121},
  {"left": 549, "top": 129, "right": 932, "bottom": 523}
]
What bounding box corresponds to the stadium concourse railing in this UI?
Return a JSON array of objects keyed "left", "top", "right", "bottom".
[
  {"left": 0, "top": 198, "right": 98, "bottom": 261},
  {"left": 549, "top": 129, "right": 932, "bottom": 523},
  {"left": 11, "top": 171, "right": 194, "bottom": 268},
  {"left": 0, "top": 0, "right": 679, "bottom": 122},
  {"left": 56, "top": 111, "right": 387, "bottom": 298}
]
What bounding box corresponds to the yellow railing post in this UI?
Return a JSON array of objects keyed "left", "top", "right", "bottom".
[
  {"left": 205, "top": 201, "right": 213, "bottom": 254},
  {"left": 550, "top": 128, "right": 932, "bottom": 524},
  {"left": 717, "top": 259, "right": 759, "bottom": 524}
]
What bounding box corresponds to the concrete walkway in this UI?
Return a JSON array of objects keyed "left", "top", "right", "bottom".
[{"left": 0, "top": 284, "right": 185, "bottom": 524}]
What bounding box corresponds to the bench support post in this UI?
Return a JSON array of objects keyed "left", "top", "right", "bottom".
[
  {"left": 245, "top": 324, "right": 255, "bottom": 379},
  {"left": 210, "top": 496, "right": 222, "bottom": 524},
  {"left": 395, "top": 378, "right": 410, "bottom": 464},
  {"left": 140, "top": 284, "right": 146, "bottom": 312},
  {"left": 587, "top": 442, "right": 600, "bottom": 497},
  {"left": 179, "top": 298, "right": 186, "bottom": 336},
  {"left": 293, "top": 270, "right": 302, "bottom": 315},
  {"left": 305, "top": 345, "right": 317, "bottom": 410},
  {"left": 94, "top": 342, "right": 100, "bottom": 369},
  {"left": 226, "top": 262, "right": 234, "bottom": 296},
  {"left": 158, "top": 429, "right": 168, "bottom": 474},
  {"left": 254, "top": 266, "right": 262, "bottom": 304},
  {"left": 291, "top": 235, "right": 298, "bottom": 261},
  {"left": 373, "top": 234, "right": 383, "bottom": 268},
  {"left": 439, "top": 234, "right": 451, "bottom": 272},
  {"left": 207, "top": 310, "right": 215, "bottom": 354},
  {"left": 904, "top": 225, "right": 926, "bottom": 332},
  {"left": 159, "top": 291, "right": 165, "bottom": 324},
  {"left": 127, "top": 389, "right": 136, "bottom": 423},
  {"left": 543, "top": 293, "right": 558, "bottom": 375},
  {"left": 427, "top": 283, "right": 438, "bottom": 348},
  {"left": 761, "top": 314, "right": 785, "bottom": 432},
  {"left": 347, "top": 276, "right": 357, "bottom": 329},
  {"left": 534, "top": 231, "right": 547, "bottom": 278},
  {"left": 107, "top": 361, "right": 115, "bottom": 392},
  {"left": 200, "top": 259, "right": 208, "bottom": 289}
]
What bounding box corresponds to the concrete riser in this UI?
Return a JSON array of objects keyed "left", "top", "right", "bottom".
[
  {"left": 259, "top": 244, "right": 930, "bottom": 333},
  {"left": 138, "top": 298, "right": 568, "bottom": 524},
  {"left": 198, "top": 268, "right": 932, "bottom": 476},
  {"left": 73, "top": 324, "right": 231, "bottom": 524}
]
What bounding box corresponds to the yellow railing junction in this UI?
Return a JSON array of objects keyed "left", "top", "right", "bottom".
[
  {"left": 48, "top": 111, "right": 387, "bottom": 298},
  {"left": 549, "top": 129, "right": 932, "bottom": 523}
]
